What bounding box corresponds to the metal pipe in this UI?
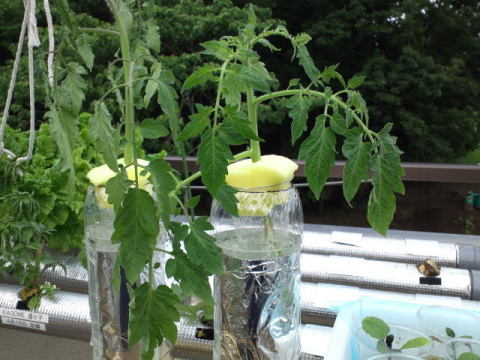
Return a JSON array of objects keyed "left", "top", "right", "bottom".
[
  {"left": 4, "top": 247, "right": 480, "bottom": 305},
  {"left": 3, "top": 280, "right": 480, "bottom": 341},
  {"left": 301, "top": 253, "right": 475, "bottom": 299},
  {"left": 302, "top": 227, "right": 480, "bottom": 270},
  {"left": 0, "top": 283, "right": 90, "bottom": 341}
]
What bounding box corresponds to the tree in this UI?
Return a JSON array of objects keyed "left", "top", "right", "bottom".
[{"left": 237, "top": 0, "right": 480, "bottom": 161}]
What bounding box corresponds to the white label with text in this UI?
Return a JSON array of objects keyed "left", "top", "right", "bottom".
[
  {"left": 0, "top": 308, "right": 49, "bottom": 324},
  {"left": 1, "top": 316, "right": 46, "bottom": 331}
]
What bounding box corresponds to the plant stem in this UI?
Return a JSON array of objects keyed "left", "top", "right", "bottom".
[
  {"left": 247, "top": 87, "right": 261, "bottom": 162},
  {"left": 173, "top": 194, "right": 190, "bottom": 217},
  {"left": 155, "top": 248, "right": 173, "bottom": 255},
  {"left": 212, "top": 58, "right": 232, "bottom": 128},
  {"left": 108, "top": 0, "right": 135, "bottom": 164},
  {"left": 172, "top": 150, "right": 252, "bottom": 193},
  {"left": 148, "top": 256, "right": 153, "bottom": 286},
  {"left": 254, "top": 89, "right": 377, "bottom": 144},
  {"left": 78, "top": 27, "right": 120, "bottom": 37}
]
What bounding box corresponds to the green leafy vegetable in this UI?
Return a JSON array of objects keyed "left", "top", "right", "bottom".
[
  {"left": 458, "top": 353, "right": 480, "bottom": 360},
  {"left": 348, "top": 75, "right": 366, "bottom": 89},
  {"left": 287, "top": 94, "right": 311, "bottom": 145},
  {"left": 177, "top": 105, "right": 212, "bottom": 141},
  {"left": 182, "top": 64, "right": 217, "bottom": 92},
  {"left": 105, "top": 171, "right": 131, "bottom": 211},
  {"left": 166, "top": 251, "right": 213, "bottom": 303},
  {"left": 197, "top": 129, "right": 232, "bottom": 196},
  {"left": 367, "top": 147, "right": 405, "bottom": 236},
  {"left": 401, "top": 337, "right": 430, "bottom": 350},
  {"left": 139, "top": 118, "right": 169, "bottom": 139},
  {"left": 362, "top": 317, "right": 390, "bottom": 340},
  {"left": 112, "top": 188, "right": 159, "bottom": 283},
  {"left": 342, "top": 132, "right": 371, "bottom": 204},
  {"left": 224, "top": 107, "right": 261, "bottom": 141},
  {"left": 147, "top": 158, "right": 176, "bottom": 227},
  {"left": 128, "top": 284, "right": 180, "bottom": 358},
  {"left": 184, "top": 217, "right": 222, "bottom": 274},
  {"left": 89, "top": 102, "right": 119, "bottom": 172},
  {"left": 299, "top": 118, "right": 336, "bottom": 199},
  {"left": 216, "top": 184, "right": 239, "bottom": 217}
]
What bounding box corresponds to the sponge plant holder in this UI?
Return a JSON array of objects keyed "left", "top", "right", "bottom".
[
  {"left": 210, "top": 182, "right": 303, "bottom": 359},
  {"left": 84, "top": 185, "right": 171, "bottom": 360}
]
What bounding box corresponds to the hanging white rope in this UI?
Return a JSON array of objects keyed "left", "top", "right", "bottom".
[
  {"left": 43, "top": 0, "right": 55, "bottom": 87},
  {"left": 0, "top": 0, "right": 55, "bottom": 165}
]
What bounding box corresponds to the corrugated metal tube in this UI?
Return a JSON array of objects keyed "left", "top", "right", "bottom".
[{"left": 0, "top": 283, "right": 90, "bottom": 341}]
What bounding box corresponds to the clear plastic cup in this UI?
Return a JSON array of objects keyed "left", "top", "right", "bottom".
[
  {"left": 417, "top": 305, "right": 480, "bottom": 342},
  {"left": 366, "top": 354, "right": 423, "bottom": 360},
  {"left": 444, "top": 338, "right": 480, "bottom": 360},
  {"left": 417, "top": 305, "right": 480, "bottom": 358},
  {"left": 356, "top": 325, "right": 433, "bottom": 359}
]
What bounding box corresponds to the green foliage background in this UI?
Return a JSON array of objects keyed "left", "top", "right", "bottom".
[
  {"left": 0, "top": 0, "right": 478, "bottom": 162},
  {"left": 0, "top": 114, "right": 100, "bottom": 252}
]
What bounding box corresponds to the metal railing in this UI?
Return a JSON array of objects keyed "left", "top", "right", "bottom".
[{"left": 165, "top": 156, "right": 480, "bottom": 184}]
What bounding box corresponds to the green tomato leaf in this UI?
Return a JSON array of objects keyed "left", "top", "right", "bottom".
[
  {"left": 222, "top": 71, "right": 245, "bottom": 106},
  {"left": 401, "top": 337, "right": 430, "bottom": 350},
  {"left": 201, "top": 40, "right": 234, "bottom": 60},
  {"left": 258, "top": 38, "right": 279, "bottom": 52},
  {"left": 156, "top": 76, "right": 179, "bottom": 122},
  {"left": 348, "top": 75, "right": 366, "bottom": 89},
  {"left": 105, "top": 171, "right": 131, "bottom": 212},
  {"left": 58, "top": 63, "right": 87, "bottom": 114},
  {"left": 330, "top": 112, "right": 348, "bottom": 136},
  {"left": 321, "top": 64, "right": 339, "bottom": 84},
  {"left": 147, "top": 158, "right": 176, "bottom": 228},
  {"left": 224, "top": 107, "right": 261, "bottom": 141},
  {"left": 299, "top": 118, "right": 336, "bottom": 199},
  {"left": 76, "top": 35, "right": 94, "bottom": 71},
  {"left": 112, "top": 188, "right": 159, "bottom": 284},
  {"left": 216, "top": 184, "right": 238, "bottom": 217},
  {"left": 295, "top": 33, "right": 312, "bottom": 46},
  {"left": 346, "top": 109, "right": 353, "bottom": 127},
  {"left": 342, "top": 133, "right": 371, "bottom": 203},
  {"left": 184, "top": 196, "right": 200, "bottom": 209},
  {"left": 139, "top": 118, "right": 168, "bottom": 139},
  {"left": 232, "top": 63, "right": 271, "bottom": 93},
  {"left": 177, "top": 105, "right": 212, "bottom": 141},
  {"left": 118, "top": 2, "right": 133, "bottom": 31},
  {"left": 128, "top": 283, "right": 180, "bottom": 358},
  {"left": 296, "top": 44, "right": 320, "bottom": 86},
  {"left": 144, "top": 62, "right": 162, "bottom": 108},
  {"left": 458, "top": 353, "right": 480, "bottom": 360},
  {"left": 45, "top": 106, "right": 77, "bottom": 195},
  {"left": 298, "top": 115, "right": 324, "bottom": 160},
  {"left": 218, "top": 121, "right": 248, "bottom": 145},
  {"left": 197, "top": 129, "right": 232, "bottom": 196},
  {"left": 287, "top": 94, "right": 311, "bottom": 145},
  {"left": 182, "top": 64, "right": 217, "bottom": 92},
  {"left": 166, "top": 251, "right": 213, "bottom": 304},
  {"left": 184, "top": 217, "right": 222, "bottom": 274},
  {"left": 288, "top": 78, "right": 300, "bottom": 88},
  {"left": 367, "top": 144, "right": 405, "bottom": 236},
  {"left": 362, "top": 316, "right": 390, "bottom": 339},
  {"left": 146, "top": 23, "right": 161, "bottom": 53},
  {"left": 89, "top": 102, "right": 119, "bottom": 172},
  {"left": 247, "top": 3, "right": 257, "bottom": 25}
]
